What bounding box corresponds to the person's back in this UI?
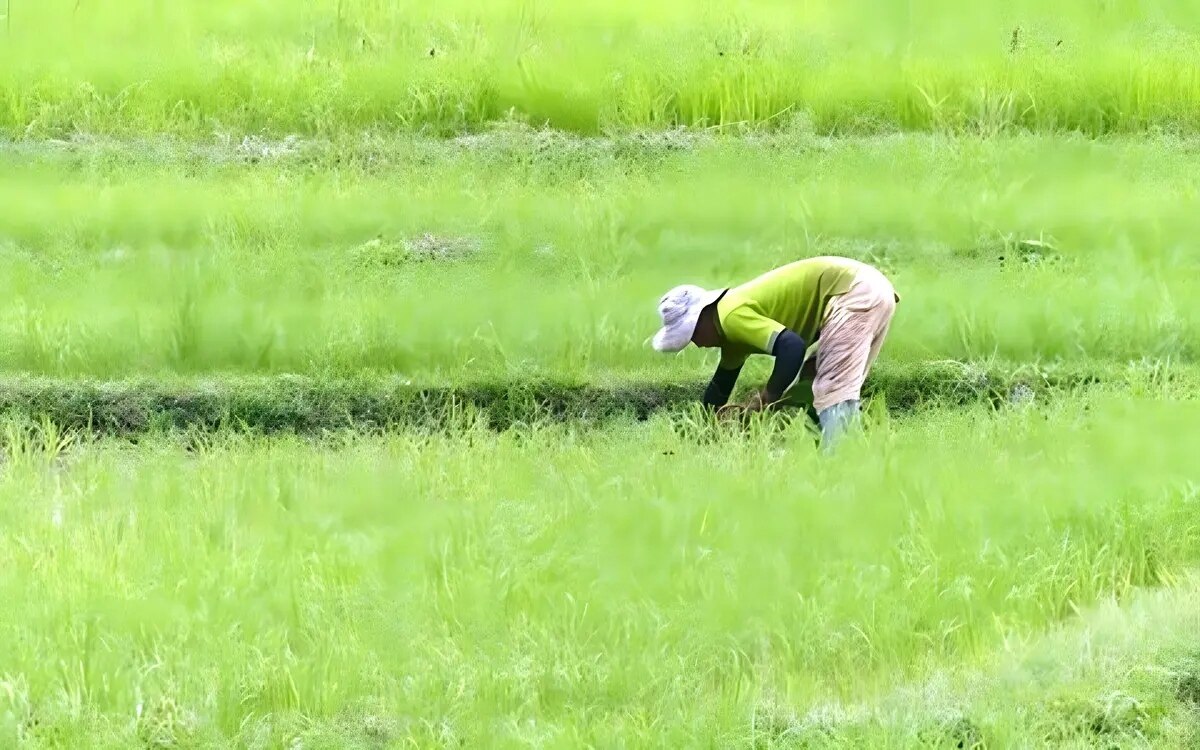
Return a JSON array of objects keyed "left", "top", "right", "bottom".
[{"left": 716, "top": 256, "right": 866, "bottom": 365}]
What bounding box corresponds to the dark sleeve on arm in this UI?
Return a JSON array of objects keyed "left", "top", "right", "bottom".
[
  {"left": 702, "top": 364, "right": 742, "bottom": 408},
  {"left": 763, "top": 330, "right": 808, "bottom": 403}
]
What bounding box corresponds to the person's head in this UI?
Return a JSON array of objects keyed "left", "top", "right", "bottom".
[{"left": 651, "top": 285, "right": 725, "bottom": 353}]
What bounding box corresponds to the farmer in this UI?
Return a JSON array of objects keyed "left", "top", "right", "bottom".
[{"left": 650, "top": 256, "right": 899, "bottom": 445}]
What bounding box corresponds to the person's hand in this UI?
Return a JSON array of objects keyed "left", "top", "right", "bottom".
[
  {"left": 715, "top": 403, "right": 745, "bottom": 422},
  {"left": 742, "top": 390, "right": 769, "bottom": 413}
]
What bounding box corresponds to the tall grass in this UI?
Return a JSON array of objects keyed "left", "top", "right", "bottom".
[
  {"left": 1, "top": 398, "right": 1197, "bottom": 746},
  {"left": 0, "top": 133, "right": 1196, "bottom": 379},
  {"left": 2, "top": 0, "right": 1199, "bottom": 136}
]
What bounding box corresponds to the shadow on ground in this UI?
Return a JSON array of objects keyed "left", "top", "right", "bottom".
[{"left": 0, "top": 360, "right": 1168, "bottom": 436}]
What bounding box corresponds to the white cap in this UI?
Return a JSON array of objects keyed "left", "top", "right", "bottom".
[{"left": 650, "top": 285, "right": 725, "bottom": 353}]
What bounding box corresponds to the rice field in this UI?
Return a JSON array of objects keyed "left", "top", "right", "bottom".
[
  {"left": 4, "top": 0, "right": 1200, "bottom": 136},
  {"left": 2, "top": 133, "right": 1197, "bottom": 380},
  {"left": 2, "top": 1, "right": 1199, "bottom": 748},
  {"left": 3, "top": 399, "right": 1200, "bottom": 747}
]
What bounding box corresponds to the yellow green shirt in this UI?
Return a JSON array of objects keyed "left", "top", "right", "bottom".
[{"left": 715, "top": 256, "right": 866, "bottom": 369}]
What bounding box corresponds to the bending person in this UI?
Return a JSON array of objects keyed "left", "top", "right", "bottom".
[{"left": 650, "top": 256, "right": 900, "bottom": 446}]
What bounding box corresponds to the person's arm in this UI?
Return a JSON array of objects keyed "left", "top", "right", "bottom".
[
  {"left": 702, "top": 364, "right": 742, "bottom": 409},
  {"left": 759, "top": 330, "right": 808, "bottom": 406}
]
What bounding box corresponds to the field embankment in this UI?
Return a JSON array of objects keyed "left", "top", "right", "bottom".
[{"left": 0, "top": 360, "right": 1188, "bottom": 436}]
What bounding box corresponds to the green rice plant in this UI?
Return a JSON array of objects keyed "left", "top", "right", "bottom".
[
  {"left": 0, "top": 133, "right": 1197, "bottom": 380},
  {"left": 0, "top": 397, "right": 1197, "bottom": 746},
  {"left": 2, "top": 0, "right": 1200, "bottom": 137}
]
